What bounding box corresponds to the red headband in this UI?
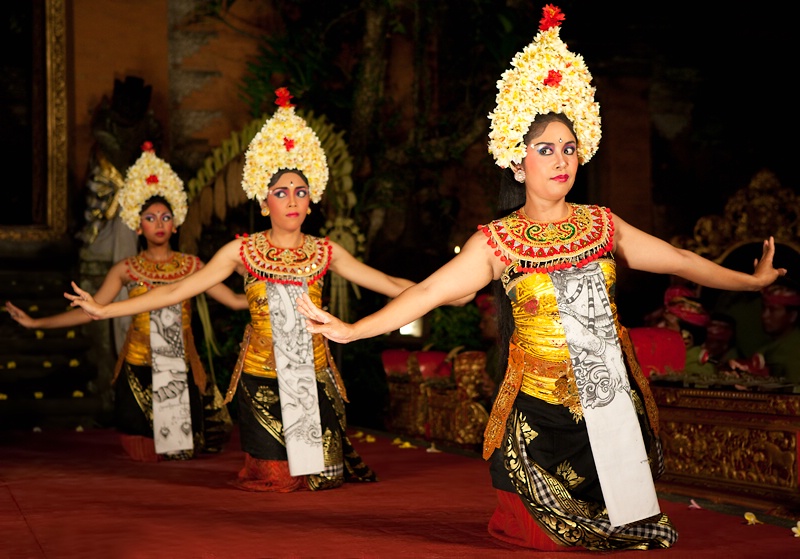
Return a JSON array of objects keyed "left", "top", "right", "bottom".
[
  {"left": 663, "top": 285, "right": 695, "bottom": 307},
  {"left": 666, "top": 296, "right": 710, "bottom": 327},
  {"left": 762, "top": 284, "right": 800, "bottom": 307}
]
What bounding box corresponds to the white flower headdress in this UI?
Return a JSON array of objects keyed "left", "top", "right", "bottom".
[
  {"left": 242, "top": 88, "right": 329, "bottom": 203},
  {"left": 488, "top": 4, "right": 601, "bottom": 169},
  {"left": 118, "top": 142, "right": 188, "bottom": 232}
]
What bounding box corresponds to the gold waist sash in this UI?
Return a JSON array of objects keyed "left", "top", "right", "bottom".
[
  {"left": 517, "top": 351, "right": 572, "bottom": 405},
  {"left": 113, "top": 323, "right": 207, "bottom": 392},
  {"left": 483, "top": 336, "right": 575, "bottom": 459},
  {"left": 223, "top": 325, "right": 342, "bottom": 404},
  {"left": 240, "top": 326, "right": 327, "bottom": 378}
]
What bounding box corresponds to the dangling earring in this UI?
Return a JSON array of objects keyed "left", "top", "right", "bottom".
[
  {"left": 306, "top": 207, "right": 312, "bottom": 215},
  {"left": 261, "top": 208, "right": 270, "bottom": 217},
  {"left": 514, "top": 168, "right": 526, "bottom": 183}
]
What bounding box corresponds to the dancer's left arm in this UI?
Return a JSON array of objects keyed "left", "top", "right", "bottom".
[{"left": 613, "top": 212, "right": 785, "bottom": 290}]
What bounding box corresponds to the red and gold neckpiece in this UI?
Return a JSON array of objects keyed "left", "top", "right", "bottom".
[
  {"left": 480, "top": 204, "right": 614, "bottom": 273},
  {"left": 126, "top": 252, "right": 200, "bottom": 287},
  {"left": 239, "top": 231, "right": 331, "bottom": 285}
]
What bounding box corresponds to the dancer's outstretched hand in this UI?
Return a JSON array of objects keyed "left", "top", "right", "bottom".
[
  {"left": 296, "top": 292, "right": 355, "bottom": 344},
  {"left": 64, "top": 281, "right": 106, "bottom": 320},
  {"left": 752, "top": 236, "right": 788, "bottom": 287},
  {"left": 5, "top": 301, "right": 36, "bottom": 328}
]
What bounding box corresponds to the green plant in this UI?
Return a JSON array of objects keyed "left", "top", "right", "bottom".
[{"left": 428, "top": 304, "right": 482, "bottom": 352}]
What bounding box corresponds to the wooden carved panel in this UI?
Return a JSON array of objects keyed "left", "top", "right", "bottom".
[
  {"left": 0, "top": 0, "right": 67, "bottom": 242},
  {"left": 653, "top": 386, "right": 800, "bottom": 506}
]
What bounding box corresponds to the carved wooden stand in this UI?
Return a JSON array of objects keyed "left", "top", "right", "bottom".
[{"left": 652, "top": 385, "right": 800, "bottom": 515}]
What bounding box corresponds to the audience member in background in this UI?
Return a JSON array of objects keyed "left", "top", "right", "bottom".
[
  {"left": 661, "top": 295, "right": 711, "bottom": 352},
  {"left": 683, "top": 312, "right": 740, "bottom": 376},
  {"left": 642, "top": 281, "right": 697, "bottom": 328},
  {"left": 752, "top": 280, "right": 800, "bottom": 383}
]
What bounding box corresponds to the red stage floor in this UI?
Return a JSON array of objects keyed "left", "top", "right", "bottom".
[{"left": 1, "top": 427, "right": 797, "bottom": 558}]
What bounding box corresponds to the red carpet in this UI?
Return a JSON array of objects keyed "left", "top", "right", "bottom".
[{"left": 1, "top": 427, "right": 797, "bottom": 558}]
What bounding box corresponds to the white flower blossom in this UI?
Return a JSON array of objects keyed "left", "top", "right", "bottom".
[
  {"left": 118, "top": 151, "right": 188, "bottom": 232},
  {"left": 488, "top": 19, "right": 601, "bottom": 169},
  {"left": 242, "top": 106, "right": 329, "bottom": 203}
]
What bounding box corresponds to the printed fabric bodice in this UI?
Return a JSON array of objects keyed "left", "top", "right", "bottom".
[
  {"left": 238, "top": 232, "right": 333, "bottom": 377},
  {"left": 480, "top": 205, "right": 617, "bottom": 363},
  {"left": 122, "top": 252, "right": 200, "bottom": 366},
  {"left": 508, "top": 259, "right": 619, "bottom": 363},
  {"left": 479, "top": 204, "right": 619, "bottom": 417}
]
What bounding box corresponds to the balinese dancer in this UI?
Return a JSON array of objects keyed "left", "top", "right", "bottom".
[
  {"left": 293, "top": 5, "right": 786, "bottom": 551},
  {"left": 65, "top": 88, "right": 419, "bottom": 491},
  {"left": 7, "top": 143, "right": 247, "bottom": 461}
]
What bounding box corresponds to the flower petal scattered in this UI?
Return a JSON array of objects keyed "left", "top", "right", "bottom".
[{"left": 744, "top": 512, "right": 763, "bottom": 525}]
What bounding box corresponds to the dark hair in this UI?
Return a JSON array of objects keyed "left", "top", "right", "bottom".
[
  {"left": 140, "top": 195, "right": 173, "bottom": 215},
  {"left": 493, "top": 112, "right": 578, "bottom": 380},
  {"left": 523, "top": 112, "right": 576, "bottom": 146},
  {"left": 709, "top": 312, "right": 736, "bottom": 328},
  {"left": 269, "top": 169, "right": 309, "bottom": 188}
]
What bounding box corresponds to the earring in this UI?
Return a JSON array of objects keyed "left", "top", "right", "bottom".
[
  {"left": 306, "top": 208, "right": 312, "bottom": 215},
  {"left": 261, "top": 208, "right": 270, "bottom": 217},
  {"left": 514, "top": 168, "right": 526, "bottom": 183}
]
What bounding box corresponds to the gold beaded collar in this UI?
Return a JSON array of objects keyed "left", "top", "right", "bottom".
[
  {"left": 480, "top": 204, "right": 614, "bottom": 273},
  {"left": 126, "top": 252, "right": 201, "bottom": 287},
  {"left": 239, "top": 231, "right": 331, "bottom": 285}
]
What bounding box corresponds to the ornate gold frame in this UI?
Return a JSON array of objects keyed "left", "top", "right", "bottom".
[
  {"left": 0, "top": 0, "right": 68, "bottom": 242},
  {"left": 670, "top": 169, "right": 800, "bottom": 262}
]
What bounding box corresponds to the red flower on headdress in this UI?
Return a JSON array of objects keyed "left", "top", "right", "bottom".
[
  {"left": 274, "top": 87, "right": 295, "bottom": 108},
  {"left": 539, "top": 4, "right": 565, "bottom": 31},
  {"left": 141, "top": 141, "right": 154, "bottom": 153},
  {"left": 283, "top": 137, "right": 295, "bottom": 151},
  {"left": 146, "top": 174, "right": 159, "bottom": 184},
  {"left": 543, "top": 69, "right": 562, "bottom": 87}
]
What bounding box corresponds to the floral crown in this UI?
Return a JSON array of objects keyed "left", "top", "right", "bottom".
[
  {"left": 118, "top": 142, "right": 188, "bottom": 232},
  {"left": 242, "top": 87, "right": 329, "bottom": 203},
  {"left": 488, "top": 4, "right": 601, "bottom": 169}
]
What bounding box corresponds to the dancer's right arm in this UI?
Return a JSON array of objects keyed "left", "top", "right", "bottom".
[
  {"left": 6, "top": 259, "right": 128, "bottom": 329},
  {"left": 66, "top": 240, "right": 244, "bottom": 320},
  {"left": 298, "top": 230, "right": 502, "bottom": 344}
]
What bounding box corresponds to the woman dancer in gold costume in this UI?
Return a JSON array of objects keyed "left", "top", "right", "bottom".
[
  {"left": 8, "top": 143, "right": 247, "bottom": 461},
  {"left": 64, "top": 88, "right": 428, "bottom": 491},
  {"left": 293, "top": 5, "right": 786, "bottom": 551}
]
